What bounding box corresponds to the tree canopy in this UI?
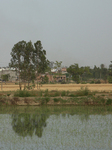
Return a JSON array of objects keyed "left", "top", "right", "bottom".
[{"left": 9, "top": 40, "right": 49, "bottom": 89}]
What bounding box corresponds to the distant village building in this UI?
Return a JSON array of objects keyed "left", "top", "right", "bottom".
[
  {"left": 61, "top": 68, "right": 67, "bottom": 72},
  {"left": 37, "top": 74, "right": 66, "bottom": 83},
  {"left": 0, "top": 67, "right": 17, "bottom": 82},
  {"left": 51, "top": 68, "right": 57, "bottom": 73},
  {"left": 61, "top": 68, "right": 67, "bottom": 74}
]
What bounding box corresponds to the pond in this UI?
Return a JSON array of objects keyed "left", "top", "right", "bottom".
[{"left": 0, "top": 106, "right": 112, "bottom": 150}]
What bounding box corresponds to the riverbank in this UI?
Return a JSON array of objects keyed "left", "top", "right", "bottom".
[{"left": 0, "top": 88, "right": 112, "bottom": 106}]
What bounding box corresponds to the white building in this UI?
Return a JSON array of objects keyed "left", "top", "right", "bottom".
[{"left": 0, "top": 67, "right": 17, "bottom": 81}]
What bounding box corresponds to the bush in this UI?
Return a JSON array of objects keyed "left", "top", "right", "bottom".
[
  {"left": 53, "top": 98, "right": 60, "bottom": 102},
  {"left": 61, "top": 80, "right": 66, "bottom": 84},
  {"left": 108, "top": 76, "right": 112, "bottom": 83},
  {"left": 14, "top": 90, "right": 32, "bottom": 97},
  {"left": 75, "top": 87, "right": 90, "bottom": 96},
  {"left": 90, "top": 80, "right": 94, "bottom": 84},
  {"left": 81, "top": 81, "right": 87, "bottom": 84},
  {"left": 106, "top": 99, "right": 112, "bottom": 105},
  {"left": 61, "top": 91, "right": 66, "bottom": 96},
  {"left": 44, "top": 89, "right": 49, "bottom": 97},
  {"left": 95, "top": 80, "right": 101, "bottom": 84},
  {"left": 54, "top": 91, "right": 60, "bottom": 97},
  {"left": 69, "top": 94, "right": 75, "bottom": 97},
  {"left": 45, "top": 97, "right": 50, "bottom": 103}
]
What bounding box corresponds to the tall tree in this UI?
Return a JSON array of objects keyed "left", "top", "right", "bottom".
[
  {"left": 67, "top": 64, "right": 90, "bottom": 83},
  {"left": 33, "top": 41, "right": 49, "bottom": 88},
  {"left": 108, "top": 61, "right": 112, "bottom": 83},
  {"left": 9, "top": 40, "right": 49, "bottom": 90},
  {"left": 9, "top": 41, "right": 26, "bottom": 90},
  {"left": 67, "top": 64, "right": 81, "bottom": 83}
]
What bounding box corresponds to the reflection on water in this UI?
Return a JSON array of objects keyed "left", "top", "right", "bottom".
[
  {"left": 0, "top": 106, "right": 112, "bottom": 150},
  {"left": 12, "top": 114, "right": 49, "bottom": 138}
]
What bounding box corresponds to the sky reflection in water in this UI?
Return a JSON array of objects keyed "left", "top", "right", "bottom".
[{"left": 0, "top": 106, "right": 112, "bottom": 150}]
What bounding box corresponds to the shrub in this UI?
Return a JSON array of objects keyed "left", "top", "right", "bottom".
[
  {"left": 90, "top": 80, "right": 94, "bottom": 84},
  {"left": 61, "top": 80, "right": 66, "bottom": 84},
  {"left": 44, "top": 89, "right": 49, "bottom": 97},
  {"left": 61, "top": 91, "right": 66, "bottom": 96},
  {"left": 106, "top": 99, "right": 112, "bottom": 105},
  {"left": 54, "top": 91, "right": 60, "bottom": 97},
  {"left": 14, "top": 90, "right": 32, "bottom": 97},
  {"left": 81, "top": 81, "right": 87, "bottom": 84},
  {"left": 38, "top": 90, "right": 43, "bottom": 97},
  {"left": 66, "top": 90, "right": 70, "bottom": 96},
  {"left": 45, "top": 97, "right": 50, "bottom": 103},
  {"left": 108, "top": 76, "right": 112, "bottom": 83},
  {"left": 75, "top": 87, "right": 90, "bottom": 96},
  {"left": 69, "top": 94, "right": 75, "bottom": 97},
  {"left": 95, "top": 80, "right": 101, "bottom": 84},
  {"left": 53, "top": 98, "right": 60, "bottom": 102},
  {"left": 101, "top": 98, "right": 105, "bottom": 104}
]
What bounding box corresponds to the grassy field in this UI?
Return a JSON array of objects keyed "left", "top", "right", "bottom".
[{"left": 0, "top": 83, "right": 112, "bottom": 92}]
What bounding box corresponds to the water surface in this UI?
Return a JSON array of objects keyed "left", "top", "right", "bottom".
[{"left": 0, "top": 106, "right": 112, "bottom": 150}]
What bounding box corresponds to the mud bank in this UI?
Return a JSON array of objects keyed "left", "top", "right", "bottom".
[{"left": 0, "top": 95, "right": 112, "bottom": 106}]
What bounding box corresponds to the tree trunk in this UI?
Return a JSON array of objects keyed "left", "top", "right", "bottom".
[
  {"left": 19, "top": 82, "right": 21, "bottom": 90},
  {"left": 24, "top": 80, "right": 26, "bottom": 90}
]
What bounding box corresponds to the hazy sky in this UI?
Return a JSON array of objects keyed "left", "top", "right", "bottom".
[{"left": 0, "top": 0, "right": 112, "bottom": 68}]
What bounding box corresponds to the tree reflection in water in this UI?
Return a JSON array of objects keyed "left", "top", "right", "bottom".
[{"left": 11, "top": 113, "right": 49, "bottom": 138}]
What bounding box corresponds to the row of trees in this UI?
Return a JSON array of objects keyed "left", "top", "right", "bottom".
[
  {"left": 9, "top": 40, "right": 49, "bottom": 89},
  {"left": 67, "top": 63, "right": 112, "bottom": 83}
]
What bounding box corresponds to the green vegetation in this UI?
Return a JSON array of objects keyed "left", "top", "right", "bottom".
[
  {"left": 1, "top": 74, "right": 10, "bottom": 81},
  {"left": 9, "top": 40, "right": 49, "bottom": 90},
  {"left": 0, "top": 88, "right": 112, "bottom": 106},
  {"left": 106, "top": 99, "right": 112, "bottom": 105},
  {"left": 14, "top": 90, "right": 33, "bottom": 97}
]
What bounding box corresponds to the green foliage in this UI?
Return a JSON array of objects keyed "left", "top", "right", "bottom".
[
  {"left": 54, "top": 91, "right": 60, "bottom": 97},
  {"left": 45, "top": 97, "right": 50, "bottom": 103},
  {"left": 100, "top": 98, "right": 105, "bottom": 104},
  {"left": 14, "top": 90, "right": 32, "bottom": 97},
  {"left": 69, "top": 94, "right": 75, "bottom": 97},
  {"left": 9, "top": 40, "right": 49, "bottom": 90},
  {"left": 95, "top": 80, "right": 101, "bottom": 84},
  {"left": 75, "top": 87, "right": 90, "bottom": 96},
  {"left": 15, "top": 82, "right": 19, "bottom": 85},
  {"left": 53, "top": 98, "right": 61, "bottom": 102},
  {"left": 108, "top": 76, "right": 112, "bottom": 83},
  {"left": 66, "top": 90, "right": 70, "bottom": 96},
  {"left": 41, "top": 75, "right": 49, "bottom": 84},
  {"left": 61, "top": 80, "right": 66, "bottom": 84},
  {"left": 90, "top": 80, "right": 95, "bottom": 84},
  {"left": 81, "top": 81, "right": 87, "bottom": 84},
  {"left": 1, "top": 74, "right": 10, "bottom": 81},
  {"left": 44, "top": 89, "right": 49, "bottom": 96},
  {"left": 37, "top": 90, "right": 43, "bottom": 97},
  {"left": 106, "top": 99, "right": 112, "bottom": 105},
  {"left": 67, "top": 64, "right": 90, "bottom": 83},
  {"left": 61, "top": 91, "right": 66, "bottom": 96},
  {"left": 54, "top": 61, "right": 62, "bottom": 70}
]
